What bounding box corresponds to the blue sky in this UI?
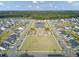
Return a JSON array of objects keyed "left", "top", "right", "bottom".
[{"left": 0, "top": 1, "right": 79, "bottom": 11}]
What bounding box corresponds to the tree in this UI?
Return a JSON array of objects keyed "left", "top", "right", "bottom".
[
  {"left": 31, "top": 27, "right": 36, "bottom": 31},
  {"left": 45, "top": 27, "right": 49, "bottom": 31}
]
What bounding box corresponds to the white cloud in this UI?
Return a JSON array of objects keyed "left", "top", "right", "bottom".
[
  {"left": 54, "top": 6, "right": 57, "bottom": 8},
  {"left": 36, "top": 5, "right": 40, "bottom": 8},
  {"left": 0, "top": 2, "right": 4, "bottom": 6},
  {"left": 5, "top": 6, "right": 10, "bottom": 9},
  {"left": 67, "top": 1, "right": 79, "bottom": 6},
  {"left": 6, "top": 6, "right": 9, "bottom": 8},
  {"left": 72, "top": 2, "right": 79, "bottom": 6},
  {"left": 39, "top": 1, "right": 45, "bottom": 3},
  {"left": 67, "top": 1, "right": 73, "bottom": 4},
  {"left": 32, "top": 1, "right": 37, "bottom": 4},
  {"left": 49, "top": 4, "right": 53, "bottom": 7}
]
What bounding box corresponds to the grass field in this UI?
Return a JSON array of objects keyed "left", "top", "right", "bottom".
[
  {"left": 19, "top": 20, "right": 61, "bottom": 51},
  {"left": 19, "top": 35, "right": 61, "bottom": 51},
  {"left": 0, "top": 31, "right": 11, "bottom": 43},
  {"left": 58, "top": 22, "right": 75, "bottom": 27}
]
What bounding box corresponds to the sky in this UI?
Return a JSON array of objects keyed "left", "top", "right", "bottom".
[{"left": 0, "top": 1, "right": 79, "bottom": 11}]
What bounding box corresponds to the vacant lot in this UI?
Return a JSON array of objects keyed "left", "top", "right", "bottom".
[
  {"left": 19, "top": 34, "right": 61, "bottom": 51},
  {"left": 19, "top": 20, "right": 61, "bottom": 51}
]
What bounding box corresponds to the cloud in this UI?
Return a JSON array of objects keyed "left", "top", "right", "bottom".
[
  {"left": 67, "top": 1, "right": 79, "bottom": 7},
  {"left": 72, "top": 2, "right": 79, "bottom": 7},
  {"left": 6, "top": 6, "right": 9, "bottom": 8},
  {"left": 39, "top": 1, "right": 45, "bottom": 3},
  {"left": 32, "top": 1, "right": 38, "bottom": 4},
  {"left": 67, "top": 1, "right": 74, "bottom": 4},
  {"left": 54, "top": 6, "right": 57, "bottom": 8},
  {"left": 36, "top": 5, "right": 40, "bottom": 8},
  {"left": 0, "top": 2, "right": 4, "bottom": 6},
  {"left": 49, "top": 4, "right": 53, "bottom": 7}
]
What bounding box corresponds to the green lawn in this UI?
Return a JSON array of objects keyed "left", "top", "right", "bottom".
[
  {"left": 0, "top": 31, "right": 11, "bottom": 43},
  {"left": 70, "top": 31, "right": 79, "bottom": 43},
  {"left": 59, "top": 22, "right": 75, "bottom": 27},
  {"left": 19, "top": 35, "right": 61, "bottom": 51}
]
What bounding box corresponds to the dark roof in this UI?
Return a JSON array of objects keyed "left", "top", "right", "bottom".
[
  {"left": 69, "top": 40, "right": 79, "bottom": 48},
  {"left": 0, "top": 42, "right": 9, "bottom": 49}
]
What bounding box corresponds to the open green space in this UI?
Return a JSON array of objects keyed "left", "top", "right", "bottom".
[
  {"left": 69, "top": 31, "right": 79, "bottom": 43},
  {"left": 19, "top": 35, "right": 61, "bottom": 51},
  {"left": 19, "top": 20, "right": 61, "bottom": 51},
  {"left": 0, "top": 31, "right": 11, "bottom": 43},
  {"left": 58, "top": 22, "right": 75, "bottom": 27}
]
